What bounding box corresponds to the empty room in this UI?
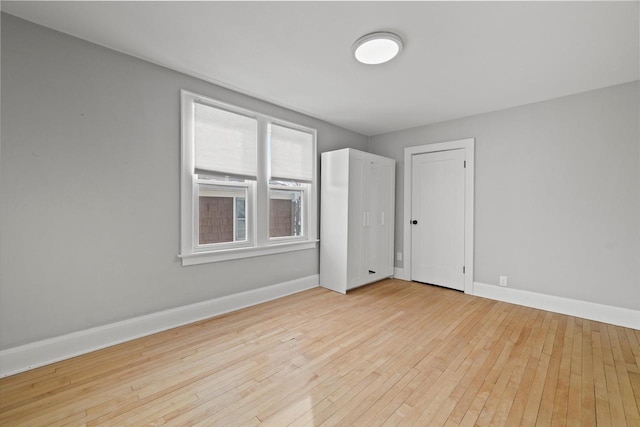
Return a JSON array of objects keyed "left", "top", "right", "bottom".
[{"left": 1, "top": 1, "right": 639, "bottom": 426}]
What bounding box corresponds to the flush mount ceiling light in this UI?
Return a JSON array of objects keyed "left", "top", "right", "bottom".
[{"left": 352, "top": 31, "right": 404, "bottom": 65}]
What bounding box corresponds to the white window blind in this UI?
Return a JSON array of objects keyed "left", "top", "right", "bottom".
[
  {"left": 194, "top": 102, "right": 258, "bottom": 179},
  {"left": 270, "top": 124, "right": 314, "bottom": 182}
]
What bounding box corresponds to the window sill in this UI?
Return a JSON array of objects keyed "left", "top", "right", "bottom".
[{"left": 179, "top": 240, "right": 319, "bottom": 266}]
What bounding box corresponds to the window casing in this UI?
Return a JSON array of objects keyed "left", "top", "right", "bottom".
[{"left": 180, "top": 91, "right": 318, "bottom": 265}]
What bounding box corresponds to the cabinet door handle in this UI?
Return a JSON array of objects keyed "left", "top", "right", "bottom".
[
  {"left": 381, "top": 212, "right": 385, "bottom": 226},
  {"left": 412, "top": 220, "right": 418, "bottom": 225}
]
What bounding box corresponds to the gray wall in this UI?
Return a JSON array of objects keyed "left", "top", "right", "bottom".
[
  {"left": 370, "top": 81, "right": 640, "bottom": 311},
  {"left": 0, "top": 14, "right": 368, "bottom": 349}
]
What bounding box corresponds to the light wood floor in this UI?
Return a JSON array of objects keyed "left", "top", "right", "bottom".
[{"left": 1, "top": 279, "right": 639, "bottom": 426}]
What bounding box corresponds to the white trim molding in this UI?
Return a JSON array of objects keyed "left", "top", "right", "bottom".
[
  {"left": 473, "top": 281, "right": 640, "bottom": 330},
  {"left": 0, "top": 275, "right": 319, "bottom": 378},
  {"left": 393, "top": 267, "right": 408, "bottom": 281},
  {"left": 180, "top": 240, "right": 318, "bottom": 265},
  {"left": 403, "top": 138, "right": 475, "bottom": 294}
]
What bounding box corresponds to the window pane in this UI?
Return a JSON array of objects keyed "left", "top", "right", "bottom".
[
  {"left": 199, "top": 185, "right": 247, "bottom": 245},
  {"left": 269, "top": 189, "right": 303, "bottom": 238},
  {"left": 194, "top": 102, "right": 257, "bottom": 179},
  {"left": 270, "top": 124, "right": 314, "bottom": 182},
  {"left": 235, "top": 197, "right": 246, "bottom": 241}
]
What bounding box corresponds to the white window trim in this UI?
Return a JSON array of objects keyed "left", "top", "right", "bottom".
[{"left": 180, "top": 90, "right": 318, "bottom": 266}]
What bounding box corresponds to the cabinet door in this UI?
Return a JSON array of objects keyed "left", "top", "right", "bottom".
[
  {"left": 367, "top": 160, "right": 394, "bottom": 278},
  {"left": 380, "top": 161, "right": 395, "bottom": 276},
  {"left": 347, "top": 155, "right": 366, "bottom": 288},
  {"left": 346, "top": 153, "right": 395, "bottom": 290},
  {"left": 366, "top": 160, "right": 380, "bottom": 276}
]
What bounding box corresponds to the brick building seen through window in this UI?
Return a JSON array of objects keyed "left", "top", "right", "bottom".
[{"left": 199, "top": 193, "right": 300, "bottom": 244}]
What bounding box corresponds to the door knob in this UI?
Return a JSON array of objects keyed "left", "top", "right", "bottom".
[{"left": 412, "top": 220, "right": 418, "bottom": 225}]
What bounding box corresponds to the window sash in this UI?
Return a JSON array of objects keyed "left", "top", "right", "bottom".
[
  {"left": 194, "top": 179, "right": 254, "bottom": 251},
  {"left": 268, "top": 186, "right": 307, "bottom": 240}
]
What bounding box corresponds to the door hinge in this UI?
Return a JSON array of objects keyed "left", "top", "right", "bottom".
[
  {"left": 464, "top": 161, "right": 466, "bottom": 168},
  {"left": 463, "top": 266, "right": 466, "bottom": 274}
]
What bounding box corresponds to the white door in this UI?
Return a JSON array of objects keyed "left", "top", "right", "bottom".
[{"left": 411, "top": 149, "right": 465, "bottom": 290}]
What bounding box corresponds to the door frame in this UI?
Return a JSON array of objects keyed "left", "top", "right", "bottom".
[{"left": 403, "top": 138, "right": 475, "bottom": 294}]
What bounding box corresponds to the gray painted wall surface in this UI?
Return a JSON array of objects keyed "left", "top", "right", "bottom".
[
  {"left": 0, "top": 15, "right": 368, "bottom": 349},
  {"left": 370, "top": 81, "right": 640, "bottom": 311}
]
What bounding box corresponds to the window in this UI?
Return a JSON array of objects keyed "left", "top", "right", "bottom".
[{"left": 180, "top": 91, "right": 317, "bottom": 265}]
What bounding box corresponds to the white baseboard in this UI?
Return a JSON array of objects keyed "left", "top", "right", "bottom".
[
  {"left": 0, "top": 275, "right": 319, "bottom": 378},
  {"left": 393, "top": 267, "right": 407, "bottom": 281},
  {"left": 473, "top": 281, "right": 639, "bottom": 330}
]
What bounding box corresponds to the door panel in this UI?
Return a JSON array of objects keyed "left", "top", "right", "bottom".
[{"left": 411, "top": 149, "right": 465, "bottom": 290}]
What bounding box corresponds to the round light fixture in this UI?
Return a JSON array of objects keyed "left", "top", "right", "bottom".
[{"left": 352, "top": 32, "right": 404, "bottom": 65}]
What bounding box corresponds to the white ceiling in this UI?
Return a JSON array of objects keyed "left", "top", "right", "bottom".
[{"left": 2, "top": 1, "right": 638, "bottom": 136}]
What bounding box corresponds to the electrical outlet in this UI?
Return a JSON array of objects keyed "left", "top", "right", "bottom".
[
  {"left": 499, "top": 276, "right": 508, "bottom": 287},
  {"left": 396, "top": 252, "right": 402, "bottom": 261}
]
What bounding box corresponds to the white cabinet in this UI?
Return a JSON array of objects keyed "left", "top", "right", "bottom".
[{"left": 320, "top": 148, "right": 395, "bottom": 293}]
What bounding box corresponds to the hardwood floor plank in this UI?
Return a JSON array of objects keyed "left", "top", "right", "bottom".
[
  {"left": 520, "top": 315, "right": 558, "bottom": 427},
  {"left": 609, "top": 324, "right": 640, "bottom": 425},
  {"left": 580, "top": 320, "right": 596, "bottom": 427},
  {"left": 448, "top": 306, "right": 517, "bottom": 424},
  {"left": 550, "top": 315, "right": 574, "bottom": 426},
  {"left": 592, "top": 329, "right": 613, "bottom": 427},
  {"left": 601, "top": 324, "right": 628, "bottom": 426},
  {"left": 536, "top": 315, "right": 566, "bottom": 427},
  {"left": 350, "top": 367, "right": 421, "bottom": 427},
  {"left": 1, "top": 279, "right": 638, "bottom": 426},
  {"left": 504, "top": 311, "right": 554, "bottom": 427},
  {"left": 475, "top": 308, "right": 538, "bottom": 426},
  {"left": 566, "top": 318, "right": 583, "bottom": 426},
  {"left": 624, "top": 328, "right": 640, "bottom": 371}
]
